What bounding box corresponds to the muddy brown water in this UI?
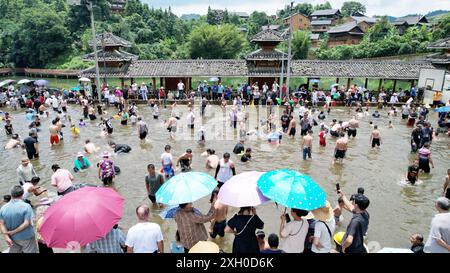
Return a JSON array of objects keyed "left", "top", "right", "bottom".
[{"left": 0, "top": 103, "right": 449, "bottom": 252}]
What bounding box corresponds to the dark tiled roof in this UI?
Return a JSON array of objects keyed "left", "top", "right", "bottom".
[
  {"left": 128, "top": 60, "right": 248, "bottom": 77},
  {"left": 246, "top": 49, "right": 287, "bottom": 60},
  {"left": 311, "top": 9, "right": 340, "bottom": 17},
  {"left": 89, "top": 32, "right": 133, "bottom": 48},
  {"left": 394, "top": 15, "right": 428, "bottom": 26},
  {"left": 291, "top": 60, "right": 434, "bottom": 79},
  {"left": 426, "top": 52, "right": 450, "bottom": 64},
  {"left": 328, "top": 21, "right": 363, "bottom": 34},
  {"left": 251, "top": 29, "right": 285, "bottom": 42},
  {"left": 311, "top": 20, "right": 332, "bottom": 26},
  {"left": 80, "top": 59, "right": 435, "bottom": 79},
  {"left": 80, "top": 63, "right": 131, "bottom": 78},
  {"left": 84, "top": 49, "right": 138, "bottom": 62},
  {"left": 427, "top": 37, "right": 450, "bottom": 49}
]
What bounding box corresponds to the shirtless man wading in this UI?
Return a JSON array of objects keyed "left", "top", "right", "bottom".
[
  {"left": 333, "top": 132, "right": 348, "bottom": 164},
  {"left": 301, "top": 130, "right": 313, "bottom": 160},
  {"left": 49, "top": 120, "right": 60, "bottom": 145},
  {"left": 370, "top": 125, "right": 382, "bottom": 148},
  {"left": 348, "top": 116, "right": 359, "bottom": 138}
]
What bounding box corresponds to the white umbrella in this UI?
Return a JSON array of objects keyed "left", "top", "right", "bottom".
[
  {"left": 18, "top": 79, "right": 32, "bottom": 84},
  {"left": 78, "top": 77, "right": 91, "bottom": 82},
  {"left": 0, "top": 79, "right": 15, "bottom": 87}
]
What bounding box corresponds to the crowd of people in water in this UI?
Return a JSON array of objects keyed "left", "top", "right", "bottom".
[{"left": 0, "top": 80, "right": 449, "bottom": 254}]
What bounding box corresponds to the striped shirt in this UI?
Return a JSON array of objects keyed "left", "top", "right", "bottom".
[
  {"left": 87, "top": 228, "right": 125, "bottom": 253},
  {"left": 174, "top": 207, "right": 215, "bottom": 249}
]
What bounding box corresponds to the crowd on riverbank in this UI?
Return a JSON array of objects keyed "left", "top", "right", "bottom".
[{"left": 0, "top": 81, "right": 449, "bottom": 254}]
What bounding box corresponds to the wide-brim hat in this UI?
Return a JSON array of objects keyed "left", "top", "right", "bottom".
[
  {"left": 311, "top": 200, "right": 333, "bottom": 221},
  {"left": 102, "top": 151, "right": 111, "bottom": 158},
  {"left": 77, "top": 152, "right": 84, "bottom": 157}
]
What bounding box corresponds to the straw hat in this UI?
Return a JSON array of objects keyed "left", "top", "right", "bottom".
[
  {"left": 189, "top": 241, "right": 220, "bottom": 253},
  {"left": 333, "top": 231, "right": 346, "bottom": 245},
  {"left": 102, "top": 151, "right": 111, "bottom": 158},
  {"left": 311, "top": 201, "right": 333, "bottom": 221}
]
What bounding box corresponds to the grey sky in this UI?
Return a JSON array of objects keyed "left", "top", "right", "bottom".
[{"left": 141, "top": 0, "right": 449, "bottom": 17}]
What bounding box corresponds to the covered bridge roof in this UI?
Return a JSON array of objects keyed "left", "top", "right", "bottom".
[{"left": 80, "top": 59, "right": 435, "bottom": 80}]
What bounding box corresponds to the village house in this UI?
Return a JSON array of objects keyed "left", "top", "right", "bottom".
[
  {"left": 327, "top": 21, "right": 364, "bottom": 47},
  {"left": 392, "top": 15, "right": 429, "bottom": 35},
  {"left": 346, "top": 16, "right": 379, "bottom": 32},
  {"left": 283, "top": 12, "right": 311, "bottom": 31}
]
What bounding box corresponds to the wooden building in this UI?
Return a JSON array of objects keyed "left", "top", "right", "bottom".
[
  {"left": 427, "top": 37, "right": 450, "bottom": 70},
  {"left": 327, "top": 21, "right": 364, "bottom": 47},
  {"left": 80, "top": 33, "right": 437, "bottom": 93},
  {"left": 393, "top": 15, "right": 429, "bottom": 35},
  {"left": 283, "top": 12, "right": 311, "bottom": 31},
  {"left": 346, "top": 16, "right": 378, "bottom": 32},
  {"left": 110, "top": 0, "right": 126, "bottom": 13},
  {"left": 310, "top": 9, "right": 342, "bottom": 24}
]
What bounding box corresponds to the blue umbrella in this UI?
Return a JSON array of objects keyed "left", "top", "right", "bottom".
[
  {"left": 156, "top": 172, "right": 218, "bottom": 205},
  {"left": 257, "top": 169, "right": 326, "bottom": 210},
  {"left": 434, "top": 106, "right": 450, "bottom": 113},
  {"left": 34, "top": 79, "right": 49, "bottom": 86},
  {"left": 159, "top": 206, "right": 201, "bottom": 219},
  {"left": 71, "top": 87, "right": 80, "bottom": 92}
]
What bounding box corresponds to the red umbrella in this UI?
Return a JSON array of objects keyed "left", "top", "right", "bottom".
[{"left": 39, "top": 187, "right": 124, "bottom": 249}]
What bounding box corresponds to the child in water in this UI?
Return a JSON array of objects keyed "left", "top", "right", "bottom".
[
  {"left": 388, "top": 121, "right": 394, "bottom": 129},
  {"left": 79, "top": 119, "right": 87, "bottom": 127},
  {"left": 71, "top": 124, "right": 80, "bottom": 137}
]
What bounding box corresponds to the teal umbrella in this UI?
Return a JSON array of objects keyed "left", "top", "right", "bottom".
[
  {"left": 257, "top": 169, "right": 326, "bottom": 210},
  {"left": 156, "top": 172, "right": 218, "bottom": 205}
]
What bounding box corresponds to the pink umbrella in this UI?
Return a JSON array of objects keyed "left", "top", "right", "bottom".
[
  {"left": 39, "top": 187, "right": 124, "bottom": 249},
  {"left": 218, "top": 171, "right": 269, "bottom": 207}
]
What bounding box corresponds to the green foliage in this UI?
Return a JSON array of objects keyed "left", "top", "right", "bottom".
[
  {"left": 315, "top": 19, "right": 433, "bottom": 60},
  {"left": 188, "top": 24, "right": 246, "bottom": 59},
  {"left": 314, "top": 1, "right": 332, "bottom": 11},
  {"left": 292, "top": 31, "right": 311, "bottom": 59},
  {"left": 341, "top": 1, "right": 366, "bottom": 17},
  {"left": 12, "top": 7, "right": 71, "bottom": 67},
  {"left": 432, "top": 13, "right": 450, "bottom": 40}
]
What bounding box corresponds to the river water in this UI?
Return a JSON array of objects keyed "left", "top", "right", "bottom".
[{"left": 0, "top": 102, "right": 449, "bottom": 253}]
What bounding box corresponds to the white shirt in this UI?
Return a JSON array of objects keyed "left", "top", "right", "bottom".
[
  {"left": 280, "top": 219, "right": 309, "bottom": 253},
  {"left": 186, "top": 112, "right": 195, "bottom": 125},
  {"left": 22, "top": 182, "right": 33, "bottom": 200},
  {"left": 312, "top": 218, "right": 336, "bottom": 253},
  {"left": 130, "top": 115, "right": 137, "bottom": 123},
  {"left": 217, "top": 158, "right": 234, "bottom": 183},
  {"left": 125, "top": 222, "right": 163, "bottom": 253},
  {"left": 177, "top": 82, "right": 185, "bottom": 91},
  {"left": 424, "top": 212, "right": 450, "bottom": 253},
  {"left": 51, "top": 97, "right": 59, "bottom": 108},
  {"left": 161, "top": 152, "right": 173, "bottom": 166}
]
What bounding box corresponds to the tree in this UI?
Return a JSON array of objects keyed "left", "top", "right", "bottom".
[
  {"left": 223, "top": 9, "right": 230, "bottom": 24},
  {"left": 365, "top": 16, "right": 396, "bottom": 42},
  {"left": 12, "top": 8, "right": 71, "bottom": 67},
  {"left": 188, "top": 24, "right": 246, "bottom": 59},
  {"left": 206, "top": 6, "right": 220, "bottom": 25},
  {"left": 291, "top": 31, "right": 311, "bottom": 59},
  {"left": 341, "top": 1, "right": 366, "bottom": 17},
  {"left": 432, "top": 14, "right": 450, "bottom": 40},
  {"left": 295, "top": 3, "right": 314, "bottom": 16},
  {"left": 314, "top": 1, "right": 332, "bottom": 11}
]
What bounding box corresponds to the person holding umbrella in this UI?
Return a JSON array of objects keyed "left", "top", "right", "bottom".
[{"left": 174, "top": 200, "right": 216, "bottom": 253}]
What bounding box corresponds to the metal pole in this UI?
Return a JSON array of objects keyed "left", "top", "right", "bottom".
[
  {"left": 88, "top": 1, "right": 101, "bottom": 105},
  {"left": 285, "top": 1, "right": 294, "bottom": 98}
]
